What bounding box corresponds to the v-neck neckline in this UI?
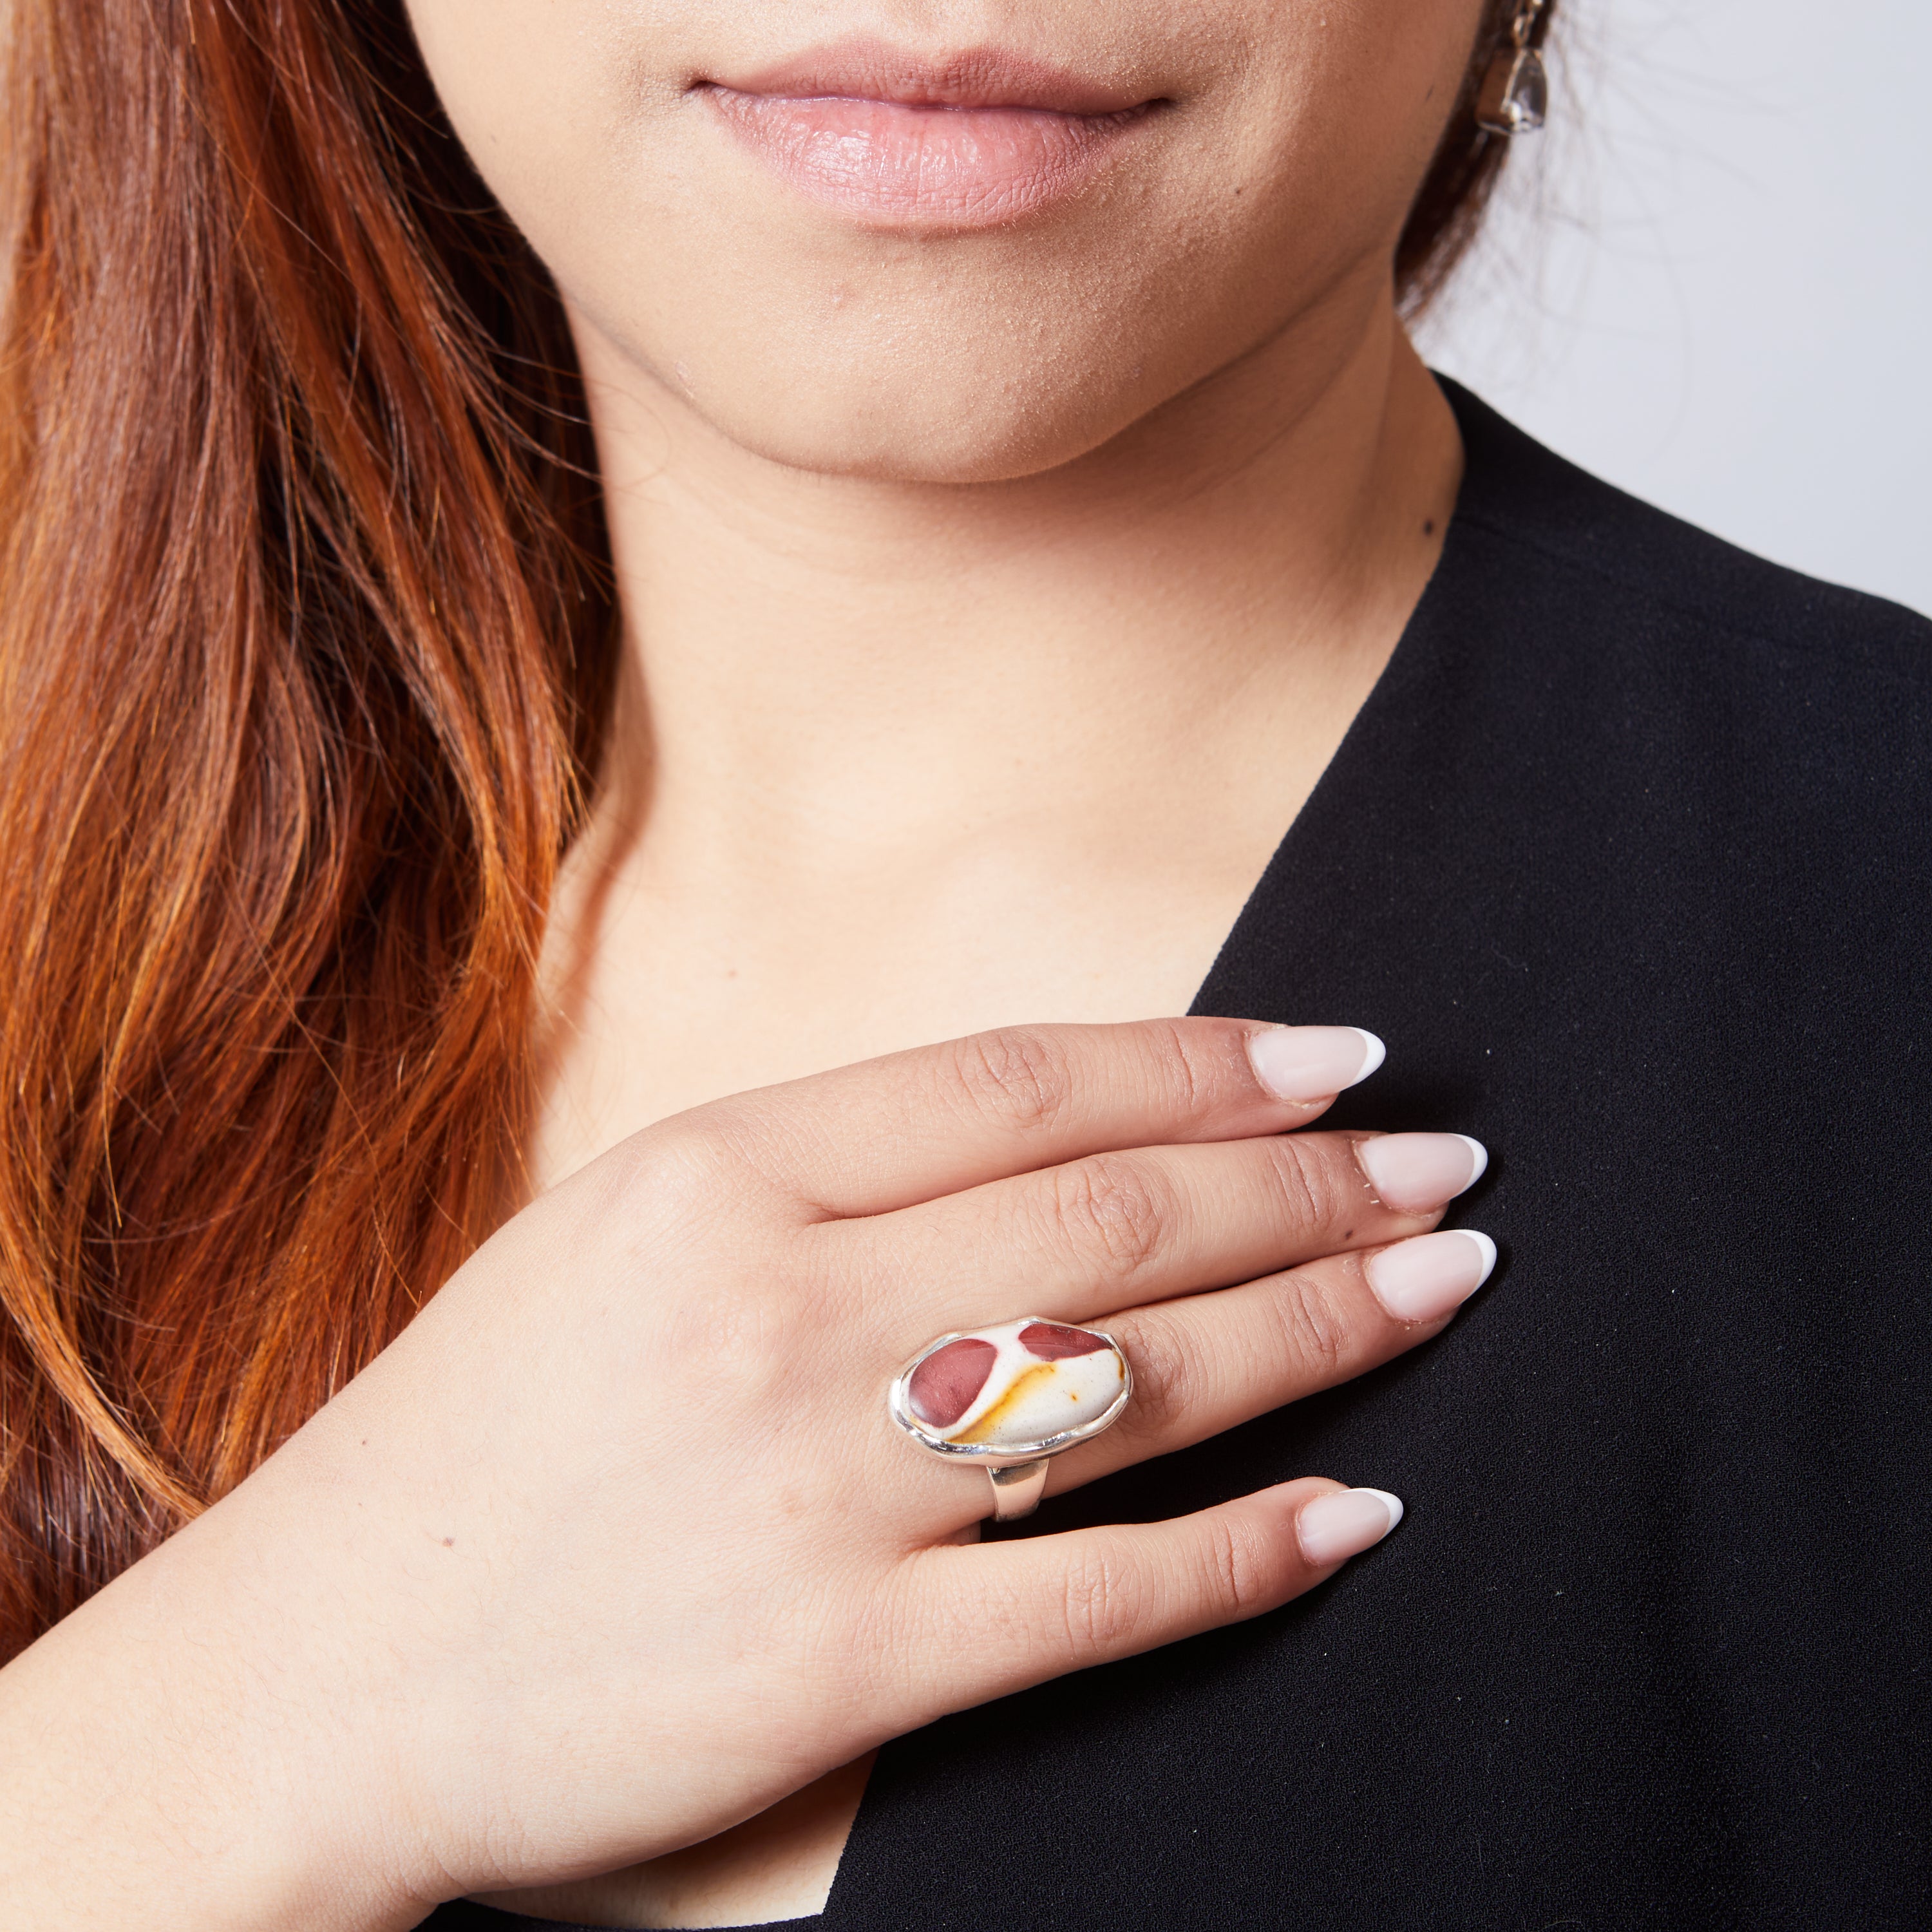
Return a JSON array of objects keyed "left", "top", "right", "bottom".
[{"left": 1189, "top": 374, "right": 1494, "bottom": 1020}]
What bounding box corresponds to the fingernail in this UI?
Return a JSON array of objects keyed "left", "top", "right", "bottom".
[
  {"left": 1364, "top": 1229, "right": 1497, "bottom": 1322},
  {"left": 1356, "top": 1133, "right": 1488, "bottom": 1212},
  {"left": 1246, "top": 1025, "right": 1385, "bottom": 1103},
  {"left": 1298, "top": 1487, "right": 1404, "bottom": 1566}
]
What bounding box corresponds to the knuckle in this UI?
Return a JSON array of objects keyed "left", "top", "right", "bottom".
[
  {"left": 603, "top": 1118, "right": 732, "bottom": 1222},
  {"left": 631, "top": 1102, "right": 805, "bottom": 1217},
  {"left": 644, "top": 1238, "right": 808, "bottom": 1394},
  {"left": 1139, "top": 1017, "right": 1215, "bottom": 1115},
  {"left": 1057, "top": 1546, "right": 1145, "bottom": 1657},
  {"left": 1045, "top": 1153, "right": 1170, "bottom": 1278},
  {"left": 1267, "top": 1266, "right": 1356, "bottom": 1380},
  {"left": 946, "top": 1027, "right": 1077, "bottom": 1137},
  {"left": 1114, "top": 1310, "right": 1196, "bottom": 1443},
  {"left": 1257, "top": 1132, "right": 1356, "bottom": 1238},
  {"left": 1199, "top": 1514, "right": 1274, "bottom": 1621},
  {"left": 877, "top": 1562, "right": 963, "bottom": 1701},
  {"left": 600, "top": 1125, "right": 802, "bottom": 1327}
]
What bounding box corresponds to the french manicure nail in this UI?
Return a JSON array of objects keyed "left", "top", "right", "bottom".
[
  {"left": 1364, "top": 1229, "right": 1497, "bottom": 1322},
  {"left": 1356, "top": 1132, "right": 1488, "bottom": 1212},
  {"left": 1246, "top": 1025, "right": 1385, "bottom": 1103},
  {"left": 1298, "top": 1487, "right": 1404, "bottom": 1566}
]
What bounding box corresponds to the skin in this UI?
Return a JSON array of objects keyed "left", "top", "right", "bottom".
[
  {"left": 0, "top": 1027, "right": 1488, "bottom": 1931},
  {"left": 0, "top": 2, "right": 1503, "bottom": 1927}
]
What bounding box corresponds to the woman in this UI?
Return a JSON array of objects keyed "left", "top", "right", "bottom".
[{"left": 1, "top": 1, "right": 1926, "bottom": 1927}]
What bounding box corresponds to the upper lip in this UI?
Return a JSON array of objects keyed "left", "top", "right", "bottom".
[{"left": 701, "top": 35, "right": 1157, "bottom": 117}]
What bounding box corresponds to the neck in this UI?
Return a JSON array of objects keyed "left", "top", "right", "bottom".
[
  {"left": 569, "top": 266, "right": 1459, "bottom": 873},
  {"left": 531, "top": 269, "right": 1461, "bottom": 1167}
]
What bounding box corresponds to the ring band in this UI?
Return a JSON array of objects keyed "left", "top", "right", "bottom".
[
  {"left": 985, "top": 1459, "right": 1052, "bottom": 1521},
  {"left": 889, "top": 1317, "right": 1133, "bottom": 1521}
]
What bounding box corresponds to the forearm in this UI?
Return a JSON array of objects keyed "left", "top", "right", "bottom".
[{"left": 0, "top": 1497, "right": 429, "bottom": 1932}]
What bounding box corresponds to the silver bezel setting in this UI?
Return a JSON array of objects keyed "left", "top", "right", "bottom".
[{"left": 887, "top": 1318, "right": 1133, "bottom": 1469}]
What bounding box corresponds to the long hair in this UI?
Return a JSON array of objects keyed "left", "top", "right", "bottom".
[{"left": 0, "top": 0, "right": 1549, "bottom": 1662}]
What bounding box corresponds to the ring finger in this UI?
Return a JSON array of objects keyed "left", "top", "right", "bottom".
[{"left": 1041, "top": 1226, "right": 1501, "bottom": 1498}]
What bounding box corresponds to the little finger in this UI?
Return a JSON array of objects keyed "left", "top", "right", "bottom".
[{"left": 897, "top": 1478, "right": 1403, "bottom": 1719}]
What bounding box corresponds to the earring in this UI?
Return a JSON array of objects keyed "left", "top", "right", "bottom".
[{"left": 1475, "top": 0, "right": 1549, "bottom": 136}]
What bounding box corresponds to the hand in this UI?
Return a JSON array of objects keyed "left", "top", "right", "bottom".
[{"left": 0, "top": 1019, "right": 1494, "bottom": 1931}]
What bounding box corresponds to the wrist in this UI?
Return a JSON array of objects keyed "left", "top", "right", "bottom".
[{"left": 0, "top": 1487, "right": 433, "bottom": 1932}]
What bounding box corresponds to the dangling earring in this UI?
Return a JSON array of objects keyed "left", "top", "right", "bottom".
[{"left": 1475, "top": 0, "right": 1549, "bottom": 136}]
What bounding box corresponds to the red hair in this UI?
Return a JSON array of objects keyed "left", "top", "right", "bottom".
[
  {"left": 0, "top": 0, "right": 1547, "bottom": 1661},
  {"left": 0, "top": 0, "right": 614, "bottom": 1654}
]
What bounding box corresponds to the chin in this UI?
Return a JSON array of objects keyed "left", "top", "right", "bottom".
[
  {"left": 611, "top": 324, "right": 1165, "bottom": 486},
  {"left": 724, "top": 397, "right": 1136, "bottom": 487}
]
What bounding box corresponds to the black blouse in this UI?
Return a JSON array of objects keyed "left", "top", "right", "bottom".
[{"left": 428, "top": 381, "right": 1932, "bottom": 1932}]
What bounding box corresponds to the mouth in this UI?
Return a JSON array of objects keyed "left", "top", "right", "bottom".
[{"left": 696, "top": 38, "right": 1166, "bottom": 229}]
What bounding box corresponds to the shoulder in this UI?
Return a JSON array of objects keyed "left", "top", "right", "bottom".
[{"left": 1439, "top": 376, "right": 1931, "bottom": 700}]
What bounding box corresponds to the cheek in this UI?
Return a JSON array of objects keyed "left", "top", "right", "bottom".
[
  {"left": 406, "top": 1, "right": 1477, "bottom": 484},
  {"left": 404, "top": 0, "right": 665, "bottom": 256}
]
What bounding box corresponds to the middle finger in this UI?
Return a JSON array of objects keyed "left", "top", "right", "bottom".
[{"left": 852, "top": 1129, "right": 1486, "bottom": 1340}]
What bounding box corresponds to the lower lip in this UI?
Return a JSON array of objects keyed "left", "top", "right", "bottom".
[{"left": 704, "top": 90, "right": 1151, "bottom": 228}]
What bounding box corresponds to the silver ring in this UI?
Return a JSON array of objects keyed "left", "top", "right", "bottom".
[{"left": 888, "top": 1317, "right": 1133, "bottom": 1521}]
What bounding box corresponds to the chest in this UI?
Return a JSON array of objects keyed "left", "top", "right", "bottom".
[{"left": 527, "top": 814, "right": 1297, "bottom": 1192}]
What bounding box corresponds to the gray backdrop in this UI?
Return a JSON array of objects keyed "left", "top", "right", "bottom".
[{"left": 1423, "top": 0, "right": 1930, "bottom": 614}]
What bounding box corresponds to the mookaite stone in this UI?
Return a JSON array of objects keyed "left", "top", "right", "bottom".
[{"left": 902, "top": 1318, "right": 1127, "bottom": 1453}]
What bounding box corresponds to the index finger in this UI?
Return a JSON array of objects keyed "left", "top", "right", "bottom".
[{"left": 702, "top": 1018, "right": 1384, "bottom": 1218}]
